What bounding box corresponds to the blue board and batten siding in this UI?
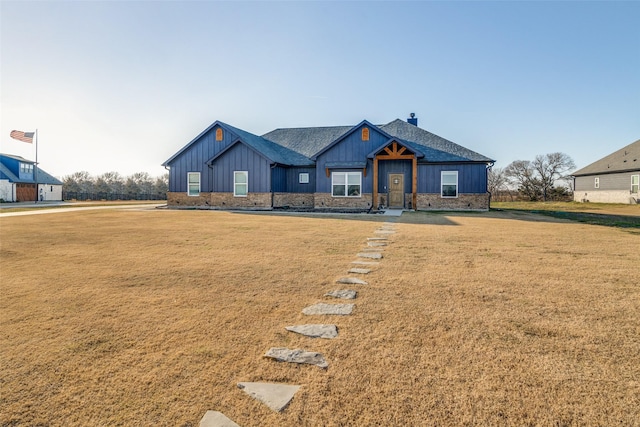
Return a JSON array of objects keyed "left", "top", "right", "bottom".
[
  {"left": 211, "top": 143, "right": 271, "bottom": 193},
  {"left": 286, "top": 167, "right": 316, "bottom": 193},
  {"left": 378, "top": 160, "right": 413, "bottom": 193},
  {"left": 315, "top": 124, "right": 387, "bottom": 193},
  {"left": 167, "top": 124, "right": 239, "bottom": 192},
  {"left": 418, "top": 163, "right": 487, "bottom": 193}
]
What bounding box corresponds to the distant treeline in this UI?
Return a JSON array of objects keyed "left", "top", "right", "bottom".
[{"left": 63, "top": 171, "right": 168, "bottom": 201}]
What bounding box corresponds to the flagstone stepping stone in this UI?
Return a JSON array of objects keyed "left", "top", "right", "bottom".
[
  {"left": 348, "top": 268, "right": 371, "bottom": 274},
  {"left": 374, "top": 230, "right": 395, "bottom": 234},
  {"left": 351, "top": 260, "right": 379, "bottom": 265},
  {"left": 285, "top": 324, "right": 338, "bottom": 338},
  {"left": 362, "top": 247, "right": 384, "bottom": 252},
  {"left": 337, "top": 277, "right": 368, "bottom": 285},
  {"left": 367, "top": 237, "right": 387, "bottom": 241},
  {"left": 357, "top": 252, "right": 383, "bottom": 259},
  {"left": 302, "top": 303, "right": 354, "bottom": 315},
  {"left": 199, "top": 411, "right": 240, "bottom": 427},
  {"left": 265, "top": 347, "right": 329, "bottom": 368},
  {"left": 368, "top": 241, "right": 387, "bottom": 247},
  {"left": 237, "top": 382, "right": 301, "bottom": 412},
  {"left": 325, "top": 289, "right": 357, "bottom": 299}
]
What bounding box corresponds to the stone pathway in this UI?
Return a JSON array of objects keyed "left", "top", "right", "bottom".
[
  {"left": 336, "top": 277, "right": 368, "bottom": 285},
  {"left": 348, "top": 267, "right": 371, "bottom": 274},
  {"left": 200, "top": 410, "right": 240, "bottom": 427},
  {"left": 265, "top": 347, "right": 329, "bottom": 368},
  {"left": 324, "top": 289, "right": 357, "bottom": 299},
  {"left": 285, "top": 324, "right": 338, "bottom": 338},
  {"left": 237, "top": 382, "right": 301, "bottom": 412},
  {"left": 356, "top": 252, "right": 383, "bottom": 259},
  {"left": 302, "top": 302, "right": 354, "bottom": 315},
  {"left": 199, "top": 218, "right": 399, "bottom": 425}
]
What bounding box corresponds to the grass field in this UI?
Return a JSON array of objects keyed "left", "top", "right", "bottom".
[{"left": 1, "top": 207, "right": 639, "bottom": 426}]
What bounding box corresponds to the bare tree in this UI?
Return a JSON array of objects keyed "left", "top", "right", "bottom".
[
  {"left": 488, "top": 167, "right": 508, "bottom": 196},
  {"left": 532, "top": 153, "right": 576, "bottom": 201},
  {"left": 505, "top": 153, "right": 576, "bottom": 201},
  {"left": 504, "top": 160, "right": 541, "bottom": 200}
]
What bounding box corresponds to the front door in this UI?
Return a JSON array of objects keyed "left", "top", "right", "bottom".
[{"left": 388, "top": 173, "right": 404, "bottom": 208}]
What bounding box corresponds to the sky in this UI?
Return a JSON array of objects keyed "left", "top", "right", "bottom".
[{"left": 1, "top": 0, "right": 639, "bottom": 179}]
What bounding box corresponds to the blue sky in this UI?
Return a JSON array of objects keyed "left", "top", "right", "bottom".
[{"left": 1, "top": 1, "right": 638, "bottom": 178}]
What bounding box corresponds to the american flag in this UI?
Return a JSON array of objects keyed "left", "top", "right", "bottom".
[{"left": 10, "top": 130, "right": 35, "bottom": 143}]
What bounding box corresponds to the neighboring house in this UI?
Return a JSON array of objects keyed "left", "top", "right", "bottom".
[
  {"left": 162, "top": 115, "right": 495, "bottom": 211},
  {"left": 572, "top": 139, "right": 640, "bottom": 204},
  {"left": 0, "top": 154, "right": 63, "bottom": 202}
]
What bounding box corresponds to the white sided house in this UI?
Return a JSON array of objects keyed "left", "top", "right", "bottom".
[
  {"left": 572, "top": 139, "right": 640, "bottom": 204},
  {"left": 0, "top": 154, "right": 63, "bottom": 202}
]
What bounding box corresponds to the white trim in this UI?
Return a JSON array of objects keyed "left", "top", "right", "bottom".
[
  {"left": 441, "top": 170, "right": 458, "bottom": 198},
  {"left": 187, "top": 172, "right": 200, "bottom": 196},
  {"left": 299, "top": 172, "right": 310, "bottom": 184},
  {"left": 331, "top": 171, "right": 362, "bottom": 197},
  {"left": 234, "top": 171, "right": 248, "bottom": 197}
]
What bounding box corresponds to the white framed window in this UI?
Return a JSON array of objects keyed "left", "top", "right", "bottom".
[
  {"left": 234, "top": 171, "right": 248, "bottom": 197},
  {"left": 594, "top": 177, "right": 600, "bottom": 189},
  {"left": 187, "top": 172, "right": 200, "bottom": 196},
  {"left": 332, "top": 171, "right": 361, "bottom": 197},
  {"left": 299, "top": 173, "right": 310, "bottom": 184},
  {"left": 632, "top": 175, "right": 639, "bottom": 193},
  {"left": 441, "top": 171, "right": 458, "bottom": 198},
  {"left": 20, "top": 163, "right": 33, "bottom": 174}
]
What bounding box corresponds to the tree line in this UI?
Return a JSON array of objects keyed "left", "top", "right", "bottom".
[
  {"left": 63, "top": 171, "right": 168, "bottom": 201},
  {"left": 489, "top": 152, "right": 575, "bottom": 202}
]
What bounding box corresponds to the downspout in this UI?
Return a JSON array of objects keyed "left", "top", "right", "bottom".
[
  {"left": 487, "top": 162, "right": 494, "bottom": 209},
  {"left": 270, "top": 163, "right": 277, "bottom": 209}
]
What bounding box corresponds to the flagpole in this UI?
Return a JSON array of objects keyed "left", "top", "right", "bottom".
[{"left": 34, "top": 129, "right": 38, "bottom": 203}]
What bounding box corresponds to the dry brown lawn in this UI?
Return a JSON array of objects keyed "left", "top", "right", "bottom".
[{"left": 1, "top": 208, "right": 639, "bottom": 426}]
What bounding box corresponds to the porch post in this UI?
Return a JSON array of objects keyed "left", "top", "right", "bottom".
[
  {"left": 412, "top": 157, "right": 417, "bottom": 210},
  {"left": 373, "top": 157, "right": 379, "bottom": 210}
]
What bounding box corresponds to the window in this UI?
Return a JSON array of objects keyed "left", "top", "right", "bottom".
[
  {"left": 361, "top": 127, "right": 370, "bottom": 141},
  {"left": 594, "top": 177, "right": 600, "bottom": 189},
  {"left": 234, "top": 171, "right": 248, "bottom": 197},
  {"left": 215, "top": 128, "right": 223, "bottom": 141},
  {"left": 299, "top": 173, "right": 309, "bottom": 184},
  {"left": 441, "top": 171, "right": 458, "bottom": 197},
  {"left": 332, "top": 171, "right": 361, "bottom": 197},
  {"left": 632, "top": 175, "right": 639, "bottom": 193},
  {"left": 20, "top": 163, "right": 33, "bottom": 174},
  {"left": 187, "top": 172, "right": 200, "bottom": 196}
]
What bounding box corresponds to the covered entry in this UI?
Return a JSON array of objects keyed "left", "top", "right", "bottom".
[{"left": 370, "top": 140, "right": 422, "bottom": 210}]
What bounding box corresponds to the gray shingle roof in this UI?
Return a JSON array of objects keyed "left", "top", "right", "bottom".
[
  {"left": 380, "top": 119, "right": 494, "bottom": 162},
  {"left": 572, "top": 139, "right": 640, "bottom": 176},
  {"left": 166, "top": 118, "right": 494, "bottom": 168},
  {"left": 220, "top": 123, "right": 313, "bottom": 166},
  {"left": 262, "top": 126, "right": 353, "bottom": 158},
  {"left": 262, "top": 119, "right": 493, "bottom": 163}
]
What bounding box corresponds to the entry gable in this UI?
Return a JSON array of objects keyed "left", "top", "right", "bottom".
[{"left": 367, "top": 139, "right": 425, "bottom": 160}]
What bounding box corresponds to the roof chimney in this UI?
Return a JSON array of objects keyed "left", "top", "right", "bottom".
[{"left": 407, "top": 113, "right": 418, "bottom": 126}]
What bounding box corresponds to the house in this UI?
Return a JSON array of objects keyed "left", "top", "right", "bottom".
[
  {"left": 0, "top": 154, "right": 63, "bottom": 202},
  {"left": 162, "top": 115, "right": 495, "bottom": 211},
  {"left": 572, "top": 139, "right": 640, "bottom": 204}
]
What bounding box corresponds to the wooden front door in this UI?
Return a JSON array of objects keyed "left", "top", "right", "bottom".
[{"left": 388, "top": 173, "right": 404, "bottom": 208}]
